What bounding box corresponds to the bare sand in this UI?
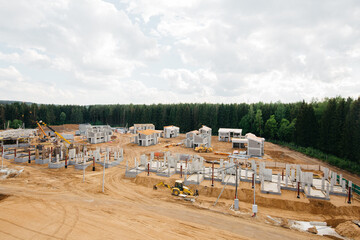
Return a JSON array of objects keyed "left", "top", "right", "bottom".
[{"left": 0, "top": 131, "right": 358, "bottom": 240}]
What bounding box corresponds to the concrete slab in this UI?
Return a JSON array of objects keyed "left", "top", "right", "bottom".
[
  {"left": 221, "top": 175, "right": 238, "bottom": 186},
  {"left": 14, "top": 156, "right": 33, "bottom": 163},
  {"left": 74, "top": 163, "right": 91, "bottom": 170},
  {"left": 175, "top": 162, "right": 188, "bottom": 174},
  {"left": 157, "top": 168, "right": 176, "bottom": 177},
  {"left": 98, "top": 161, "right": 117, "bottom": 168},
  {"left": 35, "top": 158, "right": 50, "bottom": 164},
  {"left": 68, "top": 160, "right": 76, "bottom": 165},
  {"left": 330, "top": 185, "right": 347, "bottom": 196},
  {"left": 261, "top": 182, "right": 281, "bottom": 195},
  {"left": 125, "top": 168, "right": 144, "bottom": 178},
  {"left": 304, "top": 187, "right": 329, "bottom": 200},
  {"left": 48, "top": 162, "right": 65, "bottom": 169},
  {"left": 3, "top": 154, "right": 14, "bottom": 159},
  {"left": 204, "top": 167, "right": 222, "bottom": 181},
  {"left": 240, "top": 169, "right": 255, "bottom": 182},
  {"left": 185, "top": 174, "right": 204, "bottom": 185}
]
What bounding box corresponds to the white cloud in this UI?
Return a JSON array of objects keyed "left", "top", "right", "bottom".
[
  {"left": 160, "top": 68, "right": 217, "bottom": 96},
  {"left": 0, "top": 0, "right": 359, "bottom": 104},
  {"left": 0, "top": 66, "right": 24, "bottom": 82}
]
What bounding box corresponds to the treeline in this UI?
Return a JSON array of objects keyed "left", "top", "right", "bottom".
[{"left": 0, "top": 97, "right": 359, "bottom": 171}]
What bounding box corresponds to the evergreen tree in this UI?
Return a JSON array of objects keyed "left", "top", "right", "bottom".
[
  {"left": 254, "top": 109, "right": 264, "bottom": 136},
  {"left": 264, "top": 115, "right": 277, "bottom": 139}
]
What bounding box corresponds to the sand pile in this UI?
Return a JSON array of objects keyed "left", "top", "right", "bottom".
[{"left": 335, "top": 221, "right": 360, "bottom": 240}]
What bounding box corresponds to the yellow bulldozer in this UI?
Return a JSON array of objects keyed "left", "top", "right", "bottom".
[
  {"left": 194, "top": 144, "right": 213, "bottom": 153},
  {"left": 153, "top": 180, "right": 199, "bottom": 196}
]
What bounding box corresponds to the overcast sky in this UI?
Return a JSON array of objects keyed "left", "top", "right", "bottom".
[{"left": 0, "top": 0, "right": 359, "bottom": 105}]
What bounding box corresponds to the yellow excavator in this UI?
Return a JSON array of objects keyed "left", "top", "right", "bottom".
[
  {"left": 153, "top": 180, "right": 199, "bottom": 196},
  {"left": 195, "top": 144, "right": 213, "bottom": 153}
]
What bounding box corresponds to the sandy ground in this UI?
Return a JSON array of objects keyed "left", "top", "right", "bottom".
[{"left": 0, "top": 130, "right": 359, "bottom": 240}]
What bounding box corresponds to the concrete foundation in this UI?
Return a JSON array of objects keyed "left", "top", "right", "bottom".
[
  {"left": 261, "top": 182, "right": 281, "bottom": 195},
  {"left": 125, "top": 168, "right": 144, "bottom": 178},
  {"left": 74, "top": 163, "right": 90, "bottom": 170},
  {"left": 48, "top": 162, "right": 65, "bottom": 169},
  {"left": 304, "top": 187, "right": 329, "bottom": 200},
  {"left": 157, "top": 168, "right": 176, "bottom": 177},
  {"left": 35, "top": 158, "right": 50, "bottom": 164},
  {"left": 184, "top": 173, "right": 204, "bottom": 185}
]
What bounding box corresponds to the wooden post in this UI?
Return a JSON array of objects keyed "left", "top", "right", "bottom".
[
  {"left": 297, "top": 181, "right": 300, "bottom": 198},
  {"left": 14, "top": 148, "right": 16, "bottom": 158},
  {"left": 65, "top": 154, "right": 67, "bottom": 169},
  {"left": 211, "top": 161, "right": 214, "bottom": 187},
  {"left": 147, "top": 162, "right": 150, "bottom": 176},
  {"left": 252, "top": 173, "right": 254, "bottom": 189},
  {"left": 180, "top": 165, "right": 183, "bottom": 178},
  {"left": 92, "top": 157, "right": 95, "bottom": 171},
  {"left": 282, "top": 169, "right": 284, "bottom": 180},
  {"left": 28, "top": 149, "right": 31, "bottom": 163},
  {"left": 347, "top": 185, "right": 352, "bottom": 204}
]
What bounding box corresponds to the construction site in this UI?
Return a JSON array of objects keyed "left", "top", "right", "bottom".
[{"left": 0, "top": 123, "right": 359, "bottom": 240}]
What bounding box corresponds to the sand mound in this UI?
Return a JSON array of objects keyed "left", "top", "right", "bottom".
[{"left": 335, "top": 221, "right": 360, "bottom": 240}]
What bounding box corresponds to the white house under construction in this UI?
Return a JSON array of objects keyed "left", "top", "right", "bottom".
[
  {"left": 132, "top": 129, "right": 161, "bottom": 147},
  {"left": 129, "top": 124, "right": 155, "bottom": 134},
  {"left": 86, "top": 125, "right": 113, "bottom": 144},
  {"left": 218, "top": 128, "right": 242, "bottom": 142},
  {"left": 232, "top": 133, "right": 264, "bottom": 157},
  {"left": 185, "top": 125, "right": 212, "bottom": 148},
  {"left": 163, "top": 125, "right": 180, "bottom": 138}
]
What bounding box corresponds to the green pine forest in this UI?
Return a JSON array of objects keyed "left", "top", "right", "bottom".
[{"left": 1, "top": 97, "right": 360, "bottom": 175}]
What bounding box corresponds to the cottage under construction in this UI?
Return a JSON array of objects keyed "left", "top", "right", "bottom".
[
  {"left": 129, "top": 124, "right": 155, "bottom": 134},
  {"left": 163, "top": 125, "right": 180, "bottom": 138},
  {"left": 185, "top": 125, "right": 212, "bottom": 148},
  {"left": 218, "top": 128, "right": 242, "bottom": 142},
  {"left": 132, "top": 129, "right": 161, "bottom": 147},
  {"left": 232, "top": 133, "right": 265, "bottom": 156},
  {"left": 86, "top": 125, "right": 113, "bottom": 144}
]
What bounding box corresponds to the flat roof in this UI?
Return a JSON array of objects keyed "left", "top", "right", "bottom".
[
  {"left": 134, "top": 123, "right": 154, "bottom": 126},
  {"left": 232, "top": 138, "right": 248, "bottom": 143},
  {"left": 218, "top": 128, "right": 242, "bottom": 133}
]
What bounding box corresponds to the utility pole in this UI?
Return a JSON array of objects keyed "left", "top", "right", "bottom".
[
  {"left": 211, "top": 161, "right": 214, "bottom": 187},
  {"left": 252, "top": 173, "right": 257, "bottom": 217},
  {"left": 234, "top": 165, "right": 239, "bottom": 211},
  {"left": 102, "top": 154, "right": 105, "bottom": 193}
]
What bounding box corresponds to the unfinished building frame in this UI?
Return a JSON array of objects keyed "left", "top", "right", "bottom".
[
  {"left": 132, "top": 129, "right": 161, "bottom": 147},
  {"left": 86, "top": 125, "right": 113, "bottom": 144},
  {"left": 129, "top": 124, "right": 155, "bottom": 134},
  {"left": 185, "top": 125, "right": 212, "bottom": 148},
  {"left": 163, "top": 125, "right": 180, "bottom": 138},
  {"left": 218, "top": 128, "right": 242, "bottom": 142}
]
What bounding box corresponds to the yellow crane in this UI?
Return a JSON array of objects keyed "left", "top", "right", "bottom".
[
  {"left": 36, "top": 121, "right": 51, "bottom": 142},
  {"left": 38, "top": 120, "right": 71, "bottom": 146},
  {"left": 153, "top": 180, "right": 199, "bottom": 196}
]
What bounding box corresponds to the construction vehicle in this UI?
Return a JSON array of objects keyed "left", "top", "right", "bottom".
[
  {"left": 153, "top": 180, "right": 199, "bottom": 196},
  {"left": 38, "top": 120, "right": 72, "bottom": 146},
  {"left": 36, "top": 121, "right": 51, "bottom": 142},
  {"left": 194, "top": 144, "right": 213, "bottom": 153}
]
